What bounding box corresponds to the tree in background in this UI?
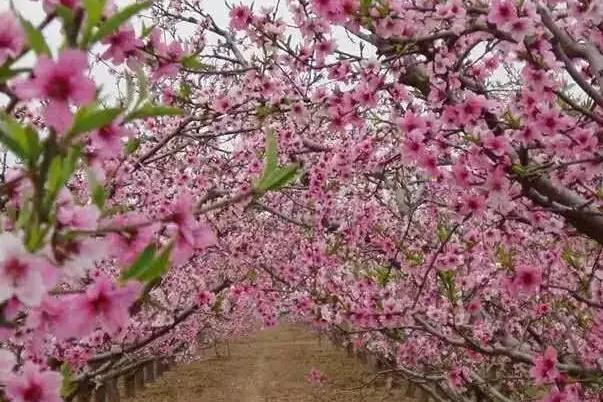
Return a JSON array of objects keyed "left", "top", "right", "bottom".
[{"left": 0, "top": 0, "right": 602, "bottom": 400}]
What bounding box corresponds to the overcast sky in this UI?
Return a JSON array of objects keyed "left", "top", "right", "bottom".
[{"left": 0, "top": 0, "right": 371, "bottom": 103}]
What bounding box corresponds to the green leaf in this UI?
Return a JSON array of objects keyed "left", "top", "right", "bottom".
[
  {"left": 44, "top": 147, "right": 81, "bottom": 204},
  {"left": 121, "top": 244, "right": 173, "bottom": 283},
  {"left": 360, "top": 0, "right": 373, "bottom": 13},
  {"left": 437, "top": 270, "right": 457, "bottom": 304},
  {"left": 91, "top": 183, "right": 107, "bottom": 209},
  {"left": 0, "top": 114, "right": 41, "bottom": 165},
  {"left": 253, "top": 130, "right": 300, "bottom": 194},
  {"left": 46, "top": 156, "right": 64, "bottom": 196},
  {"left": 125, "top": 137, "right": 140, "bottom": 154},
  {"left": 81, "top": 0, "right": 107, "bottom": 47},
  {"left": 256, "top": 164, "right": 300, "bottom": 193},
  {"left": 263, "top": 129, "right": 278, "bottom": 178},
  {"left": 181, "top": 55, "right": 213, "bottom": 71},
  {"left": 60, "top": 363, "right": 77, "bottom": 398},
  {"left": 141, "top": 22, "right": 157, "bottom": 38},
  {"left": 83, "top": 0, "right": 106, "bottom": 26},
  {"left": 19, "top": 17, "right": 51, "bottom": 56},
  {"left": 121, "top": 244, "right": 157, "bottom": 281},
  {"left": 70, "top": 107, "right": 122, "bottom": 136},
  {"left": 55, "top": 6, "right": 76, "bottom": 41},
  {"left": 0, "top": 66, "right": 20, "bottom": 82},
  {"left": 437, "top": 224, "right": 449, "bottom": 242},
  {"left": 138, "top": 245, "right": 172, "bottom": 282},
  {"left": 91, "top": 1, "right": 153, "bottom": 44},
  {"left": 125, "top": 103, "right": 182, "bottom": 122}
]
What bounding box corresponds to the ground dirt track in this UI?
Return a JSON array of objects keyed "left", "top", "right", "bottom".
[{"left": 128, "top": 324, "right": 413, "bottom": 402}]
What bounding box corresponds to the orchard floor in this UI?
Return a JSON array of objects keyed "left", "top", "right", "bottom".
[{"left": 128, "top": 324, "right": 411, "bottom": 402}]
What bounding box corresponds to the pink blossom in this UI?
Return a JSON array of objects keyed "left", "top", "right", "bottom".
[
  {"left": 166, "top": 195, "right": 217, "bottom": 265},
  {"left": 107, "top": 214, "right": 159, "bottom": 266},
  {"left": 101, "top": 25, "right": 143, "bottom": 66},
  {"left": 42, "top": 0, "right": 80, "bottom": 13},
  {"left": 487, "top": 0, "right": 518, "bottom": 27},
  {"left": 307, "top": 368, "right": 327, "bottom": 385},
  {"left": 70, "top": 277, "right": 140, "bottom": 336},
  {"left": 530, "top": 347, "right": 560, "bottom": 385},
  {"left": 27, "top": 297, "right": 78, "bottom": 340},
  {"left": 57, "top": 204, "right": 100, "bottom": 231},
  {"left": 12, "top": 50, "right": 95, "bottom": 133},
  {"left": 0, "top": 233, "right": 56, "bottom": 307},
  {"left": 447, "top": 365, "right": 467, "bottom": 390},
  {"left": 511, "top": 265, "right": 542, "bottom": 295},
  {"left": 0, "top": 12, "right": 25, "bottom": 65},
  {"left": 90, "top": 122, "right": 132, "bottom": 158},
  {"left": 213, "top": 95, "right": 233, "bottom": 113},
  {"left": 5, "top": 362, "right": 61, "bottom": 402},
  {"left": 196, "top": 290, "right": 216, "bottom": 306},
  {"left": 230, "top": 5, "right": 253, "bottom": 30},
  {"left": 0, "top": 349, "right": 16, "bottom": 380},
  {"left": 398, "top": 111, "right": 427, "bottom": 133},
  {"left": 458, "top": 193, "right": 486, "bottom": 216},
  {"left": 150, "top": 30, "right": 185, "bottom": 81}
]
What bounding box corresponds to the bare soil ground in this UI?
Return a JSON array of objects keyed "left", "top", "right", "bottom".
[{"left": 128, "top": 324, "right": 411, "bottom": 402}]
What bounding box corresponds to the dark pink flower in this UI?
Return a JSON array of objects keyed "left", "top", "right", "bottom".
[
  {"left": 43, "top": 0, "right": 80, "bottom": 13},
  {"left": 511, "top": 265, "right": 542, "bottom": 295},
  {"left": 229, "top": 5, "right": 253, "bottom": 30},
  {"left": 530, "top": 347, "right": 560, "bottom": 385},
  {"left": 90, "top": 122, "right": 133, "bottom": 158},
  {"left": 107, "top": 214, "right": 159, "bottom": 266},
  {"left": 487, "top": 0, "right": 518, "bottom": 27},
  {"left": 57, "top": 204, "right": 100, "bottom": 231},
  {"left": 27, "top": 297, "right": 77, "bottom": 340},
  {"left": 5, "top": 362, "right": 61, "bottom": 402},
  {"left": 101, "top": 25, "right": 143, "bottom": 66},
  {"left": 196, "top": 290, "right": 216, "bottom": 306},
  {"left": 0, "top": 233, "right": 56, "bottom": 307},
  {"left": 0, "top": 349, "right": 16, "bottom": 380},
  {"left": 0, "top": 12, "right": 25, "bottom": 65},
  {"left": 70, "top": 277, "right": 140, "bottom": 336},
  {"left": 12, "top": 50, "right": 95, "bottom": 133},
  {"left": 166, "top": 195, "right": 217, "bottom": 265}
]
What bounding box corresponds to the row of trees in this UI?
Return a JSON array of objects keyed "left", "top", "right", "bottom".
[{"left": 0, "top": 0, "right": 602, "bottom": 400}]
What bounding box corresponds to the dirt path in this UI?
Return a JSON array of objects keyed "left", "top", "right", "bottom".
[{"left": 129, "top": 324, "right": 411, "bottom": 402}]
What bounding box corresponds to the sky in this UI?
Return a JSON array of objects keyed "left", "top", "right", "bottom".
[{"left": 0, "top": 0, "right": 374, "bottom": 104}]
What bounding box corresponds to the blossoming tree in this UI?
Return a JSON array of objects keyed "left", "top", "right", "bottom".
[{"left": 0, "top": 0, "right": 602, "bottom": 401}]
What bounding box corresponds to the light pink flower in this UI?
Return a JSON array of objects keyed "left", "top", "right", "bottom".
[
  {"left": 12, "top": 50, "right": 95, "bottom": 133},
  {"left": 487, "top": 0, "right": 518, "bottom": 27},
  {"left": 530, "top": 347, "right": 560, "bottom": 385},
  {"left": 42, "top": 0, "right": 80, "bottom": 13},
  {"left": 57, "top": 204, "right": 100, "bottom": 231},
  {"left": 307, "top": 368, "right": 327, "bottom": 385},
  {"left": 90, "top": 122, "right": 132, "bottom": 158},
  {"left": 229, "top": 4, "right": 253, "bottom": 30},
  {"left": 166, "top": 195, "right": 217, "bottom": 265},
  {"left": 511, "top": 265, "right": 542, "bottom": 295},
  {"left": 213, "top": 95, "right": 233, "bottom": 113},
  {"left": 0, "top": 349, "right": 16, "bottom": 380},
  {"left": 27, "top": 297, "right": 78, "bottom": 340},
  {"left": 0, "top": 233, "right": 56, "bottom": 307},
  {"left": 107, "top": 214, "right": 159, "bottom": 266},
  {"left": 150, "top": 30, "right": 185, "bottom": 81},
  {"left": 196, "top": 290, "right": 216, "bottom": 306},
  {"left": 70, "top": 277, "right": 140, "bottom": 336},
  {"left": 5, "top": 362, "right": 61, "bottom": 402},
  {"left": 101, "top": 25, "right": 143, "bottom": 66},
  {"left": 0, "top": 12, "right": 25, "bottom": 65}
]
